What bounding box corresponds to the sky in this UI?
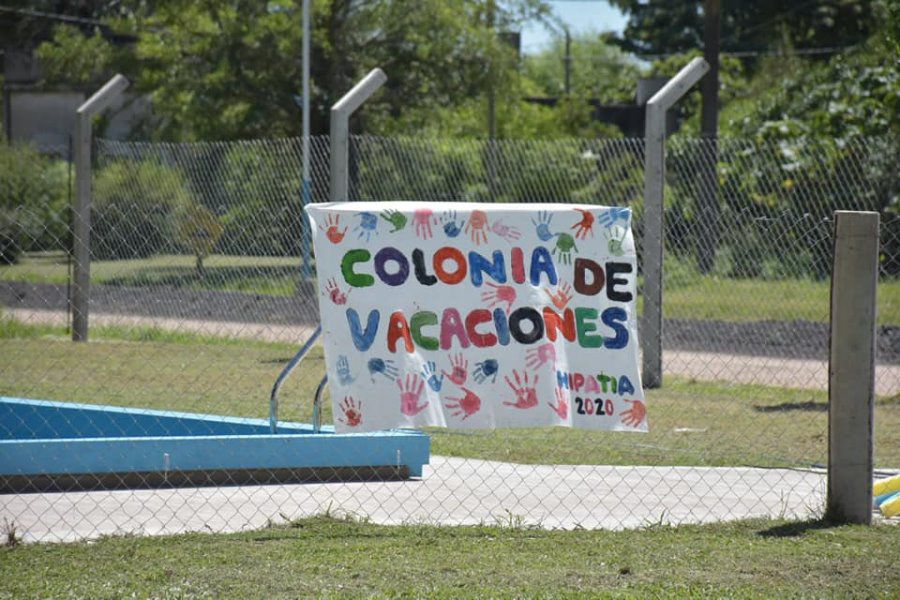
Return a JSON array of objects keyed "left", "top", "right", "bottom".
[{"left": 520, "top": 0, "right": 628, "bottom": 54}]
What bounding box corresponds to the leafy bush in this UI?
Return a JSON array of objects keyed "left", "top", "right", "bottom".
[
  {"left": 730, "top": 21, "right": 899, "bottom": 277},
  {"left": 92, "top": 159, "right": 195, "bottom": 259},
  {"left": 0, "top": 143, "right": 69, "bottom": 263},
  {"left": 217, "top": 144, "right": 303, "bottom": 256},
  {"left": 0, "top": 209, "right": 23, "bottom": 265},
  {"left": 356, "top": 136, "right": 486, "bottom": 202}
]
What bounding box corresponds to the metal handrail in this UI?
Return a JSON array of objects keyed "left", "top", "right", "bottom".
[
  {"left": 269, "top": 325, "right": 322, "bottom": 433},
  {"left": 313, "top": 375, "right": 328, "bottom": 433}
]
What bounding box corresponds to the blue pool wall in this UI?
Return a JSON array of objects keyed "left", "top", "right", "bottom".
[
  {"left": 1, "top": 397, "right": 430, "bottom": 478},
  {"left": 1, "top": 397, "right": 309, "bottom": 439}
]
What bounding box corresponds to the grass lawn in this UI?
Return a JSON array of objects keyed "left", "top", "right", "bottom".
[
  {"left": 2, "top": 516, "right": 898, "bottom": 597},
  {"left": 2, "top": 319, "right": 898, "bottom": 468},
  {"left": 662, "top": 277, "right": 900, "bottom": 325},
  {"left": 3, "top": 251, "right": 898, "bottom": 323},
  {"left": 0, "top": 252, "right": 302, "bottom": 296}
]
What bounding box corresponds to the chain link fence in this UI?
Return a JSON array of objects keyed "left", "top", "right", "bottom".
[{"left": 1, "top": 134, "right": 897, "bottom": 542}]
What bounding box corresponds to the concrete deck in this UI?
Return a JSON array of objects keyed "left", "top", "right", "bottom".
[{"left": 3, "top": 457, "right": 826, "bottom": 542}]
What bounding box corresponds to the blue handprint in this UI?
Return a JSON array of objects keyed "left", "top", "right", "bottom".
[
  {"left": 420, "top": 361, "right": 444, "bottom": 392},
  {"left": 473, "top": 359, "right": 500, "bottom": 384},
  {"left": 367, "top": 357, "right": 398, "bottom": 380},
  {"left": 531, "top": 210, "right": 556, "bottom": 242},
  {"left": 355, "top": 211, "right": 379, "bottom": 242},
  {"left": 336, "top": 355, "right": 355, "bottom": 385},
  {"left": 597, "top": 207, "right": 630, "bottom": 229},
  {"left": 441, "top": 210, "right": 464, "bottom": 238}
]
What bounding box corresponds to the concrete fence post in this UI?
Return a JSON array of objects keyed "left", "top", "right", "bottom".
[
  {"left": 329, "top": 69, "right": 387, "bottom": 202},
  {"left": 826, "top": 210, "right": 878, "bottom": 525},
  {"left": 641, "top": 57, "right": 709, "bottom": 388},
  {"left": 71, "top": 74, "right": 129, "bottom": 342}
]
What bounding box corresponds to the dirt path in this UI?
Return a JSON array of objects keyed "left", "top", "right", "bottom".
[
  {"left": 7, "top": 307, "right": 899, "bottom": 395},
  {"left": 4, "top": 281, "right": 898, "bottom": 363},
  {"left": 5, "top": 307, "right": 317, "bottom": 344}
]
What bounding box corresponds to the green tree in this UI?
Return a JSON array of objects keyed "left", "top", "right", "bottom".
[
  {"left": 131, "top": 0, "right": 549, "bottom": 140},
  {"left": 23, "top": 0, "right": 568, "bottom": 141},
  {"left": 608, "top": 0, "right": 876, "bottom": 59},
  {"left": 35, "top": 25, "right": 117, "bottom": 85},
  {"left": 524, "top": 30, "right": 639, "bottom": 103},
  {"left": 175, "top": 204, "right": 223, "bottom": 278}
]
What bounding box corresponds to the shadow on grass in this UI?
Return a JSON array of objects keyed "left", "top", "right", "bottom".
[
  {"left": 757, "top": 519, "right": 835, "bottom": 538},
  {"left": 103, "top": 265, "right": 298, "bottom": 294},
  {"left": 753, "top": 401, "right": 828, "bottom": 413},
  {"left": 878, "top": 393, "right": 900, "bottom": 406}
]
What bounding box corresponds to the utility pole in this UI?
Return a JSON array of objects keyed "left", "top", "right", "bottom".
[
  {"left": 697, "top": 0, "right": 721, "bottom": 274},
  {"left": 300, "top": 0, "right": 312, "bottom": 278},
  {"left": 564, "top": 27, "right": 571, "bottom": 95},
  {"left": 486, "top": 0, "right": 497, "bottom": 140},
  {"left": 485, "top": 0, "right": 497, "bottom": 202}
]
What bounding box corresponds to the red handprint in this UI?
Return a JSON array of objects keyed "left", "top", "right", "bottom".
[
  {"left": 319, "top": 213, "right": 347, "bottom": 244},
  {"left": 442, "top": 352, "right": 468, "bottom": 386},
  {"left": 621, "top": 399, "right": 646, "bottom": 428},
  {"left": 338, "top": 396, "right": 362, "bottom": 427},
  {"left": 465, "top": 210, "right": 489, "bottom": 245},
  {"left": 503, "top": 369, "right": 539, "bottom": 409},
  {"left": 481, "top": 282, "right": 516, "bottom": 314},
  {"left": 544, "top": 280, "right": 573, "bottom": 310},
  {"left": 412, "top": 208, "right": 436, "bottom": 239},
  {"left": 324, "top": 278, "right": 349, "bottom": 305},
  {"left": 444, "top": 387, "right": 482, "bottom": 420},
  {"left": 548, "top": 388, "right": 568, "bottom": 420},
  {"left": 571, "top": 209, "right": 595, "bottom": 240},
  {"left": 525, "top": 342, "right": 556, "bottom": 370},
  {"left": 397, "top": 374, "right": 428, "bottom": 416}
]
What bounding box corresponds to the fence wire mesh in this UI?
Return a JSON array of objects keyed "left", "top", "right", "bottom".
[{"left": 1, "top": 134, "right": 897, "bottom": 542}]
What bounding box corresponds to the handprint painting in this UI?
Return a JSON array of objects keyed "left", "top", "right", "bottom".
[{"left": 306, "top": 202, "right": 646, "bottom": 433}]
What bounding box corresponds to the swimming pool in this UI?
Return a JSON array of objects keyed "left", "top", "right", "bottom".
[{"left": 0, "top": 396, "right": 430, "bottom": 493}]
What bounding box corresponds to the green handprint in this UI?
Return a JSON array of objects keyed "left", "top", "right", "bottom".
[
  {"left": 553, "top": 233, "right": 578, "bottom": 265},
  {"left": 605, "top": 226, "right": 626, "bottom": 257},
  {"left": 380, "top": 209, "right": 407, "bottom": 233}
]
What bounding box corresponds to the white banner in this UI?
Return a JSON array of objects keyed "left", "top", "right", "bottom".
[{"left": 306, "top": 202, "right": 647, "bottom": 433}]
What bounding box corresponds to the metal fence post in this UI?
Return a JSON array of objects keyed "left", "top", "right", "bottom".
[
  {"left": 299, "top": 0, "right": 313, "bottom": 278},
  {"left": 641, "top": 57, "right": 709, "bottom": 388},
  {"left": 330, "top": 69, "right": 387, "bottom": 202},
  {"left": 71, "top": 74, "right": 129, "bottom": 342},
  {"left": 826, "top": 210, "right": 878, "bottom": 525}
]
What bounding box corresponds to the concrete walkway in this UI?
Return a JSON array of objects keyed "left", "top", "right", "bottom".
[
  {"left": 3, "top": 457, "right": 827, "bottom": 543},
  {"left": 7, "top": 308, "right": 899, "bottom": 395}
]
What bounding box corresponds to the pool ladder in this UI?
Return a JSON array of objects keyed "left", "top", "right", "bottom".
[{"left": 269, "top": 325, "right": 329, "bottom": 434}]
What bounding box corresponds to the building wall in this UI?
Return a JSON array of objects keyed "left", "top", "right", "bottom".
[{"left": 6, "top": 90, "right": 151, "bottom": 151}]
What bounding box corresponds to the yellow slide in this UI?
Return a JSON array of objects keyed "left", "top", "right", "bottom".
[
  {"left": 881, "top": 494, "right": 900, "bottom": 518},
  {"left": 873, "top": 474, "right": 900, "bottom": 497}
]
